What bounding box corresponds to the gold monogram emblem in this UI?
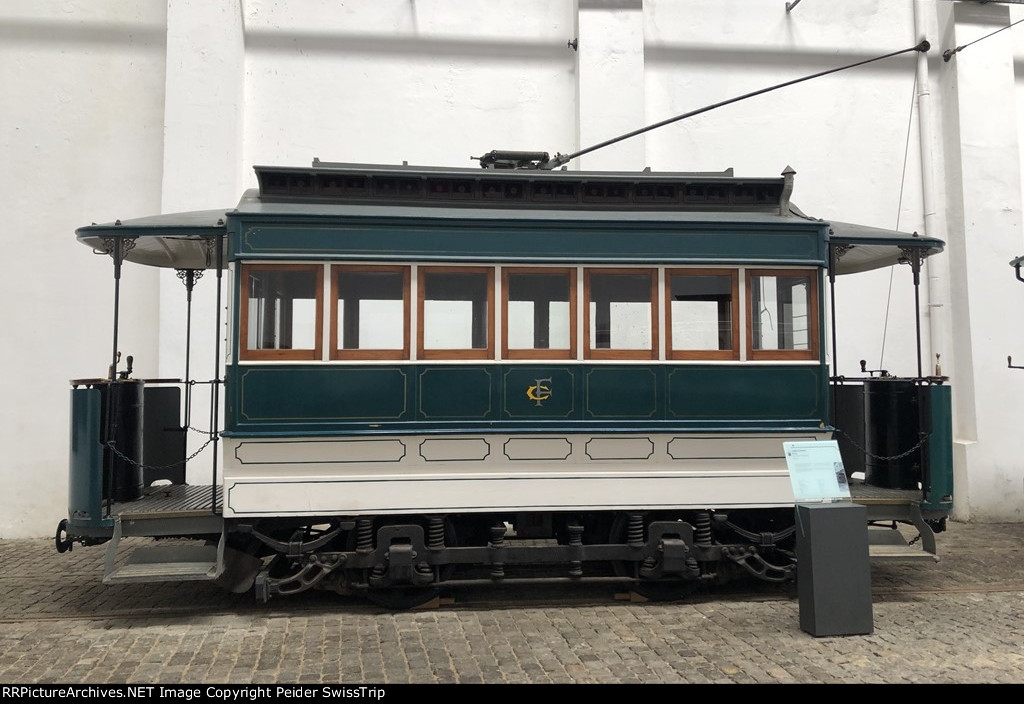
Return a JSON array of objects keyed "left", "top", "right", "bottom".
[{"left": 526, "top": 378, "right": 553, "bottom": 406}]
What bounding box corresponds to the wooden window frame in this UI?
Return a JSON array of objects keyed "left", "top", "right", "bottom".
[
  {"left": 417, "top": 266, "right": 495, "bottom": 360},
  {"left": 330, "top": 265, "right": 411, "bottom": 360},
  {"left": 584, "top": 268, "right": 659, "bottom": 361},
  {"left": 746, "top": 268, "right": 820, "bottom": 361},
  {"left": 239, "top": 263, "right": 324, "bottom": 361},
  {"left": 665, "top": 268, "right": 740, "bottom": 360},
  {"left": 502, "top": 267, "right": 577, "bottom": 360}
]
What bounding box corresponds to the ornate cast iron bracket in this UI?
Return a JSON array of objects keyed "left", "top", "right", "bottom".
[{"left": 175, "top": 268, "right": 204, "bottom": 294}]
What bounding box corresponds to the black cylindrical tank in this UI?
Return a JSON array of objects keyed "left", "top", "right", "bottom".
[
  {"left": 100, "top": 379, "right": 144, "bottom": 502},
  {"left": 863, "top": 379, "right": 921, "bottom": 490}
]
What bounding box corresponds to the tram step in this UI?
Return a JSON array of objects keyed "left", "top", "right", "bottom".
[
  {"left": 868, "top": 544, "right": 939, "bottom": 562},
  {"left": 867, "top": 527, "right": 939, "bottom": 563},
  {"left": 103, "top": 545, "right": 220, "bottom": 584}
]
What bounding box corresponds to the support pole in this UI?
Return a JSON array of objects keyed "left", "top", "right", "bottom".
[
  {"left": 176, "top": 269, "right": 202, "bottom": 433},
  {"left": 912, "top": 249, "right": 923, "bottom": 380},
  {"left": 828, "top": 244, "right": 840, "bottom": 432},
  {"left": 104, "top": 237, "right": 133, "bottom": 516},
  {"left": 211, "top": 237, "right": 223, "bottom": 514},
  {"left": 828, "top": 244, "right": 839, "bottom": 380},
  {"left": 110, "top": 246, "right": 121, "bottom": 382},
  {"left": 104, "top": 239, "right": 124, "bottom": 516}
]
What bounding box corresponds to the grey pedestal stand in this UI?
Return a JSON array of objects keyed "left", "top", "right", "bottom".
[{"left": 795, "top": 502, "right": 873, "bottom": 636}]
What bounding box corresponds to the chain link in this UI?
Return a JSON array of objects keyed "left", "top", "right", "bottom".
[
  {"left": 832, "top": 428, "right": 930, "bottom": 462},
  {"left": 105, "top": 436, "right": 214, "bottom": 472}
]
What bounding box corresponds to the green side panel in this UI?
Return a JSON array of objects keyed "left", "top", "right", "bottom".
[
  {"left": 584, "top": 367, "right": 660, "bottom": 419},
  {"left": 502, "top": 367, "right": 577, "bottom": 419},
  {"left": 237, "top": 366, "right": 411, "bottom": 422},
  {"left": 68, "top": 388, "right": 110, "bottom": 529},
  {"left": 418, "top": 367, "right": 496, "bottom": 420},
  {"left": 238, "top": 221, "right": 823, "bottom": 264},
  {"left": 226, "top": 363, "right": 829, "bottom": 433},
  {"left": 922, "top": 384, "right": 954, "bottom": 511},
  {"left": 667, "top": 365, "right": 824, "bottom": 420}
]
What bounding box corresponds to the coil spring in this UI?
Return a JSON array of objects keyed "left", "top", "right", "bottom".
[
  {"left": 428, "top": 516, "right": 445, "bottom": 550},
  {"left": 356, "top": 518, "right": 373, "bottom": 553},
  {"left": 489, "top": 523, "right": 506, "bottom": 579},
  {"left": 627, "top": 514, "right": 644, "bottom": 547},
  {"left": 695, "top": 510, "right": 712, "bottom": 546},
  {"left": 567, "top": 524, "right": 583, "bottom": 578}
]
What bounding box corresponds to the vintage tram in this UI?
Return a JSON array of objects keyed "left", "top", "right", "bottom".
[{"left": 57, "top": 156, "right": 952, "bottom": 607}]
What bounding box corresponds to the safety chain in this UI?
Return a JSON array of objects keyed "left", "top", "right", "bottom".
[
  {"left": 105, "top": 436, "right": 214, "bottom": 472},
  {"left": 832, "top": 428, "right": 930, "bottom": 462}
]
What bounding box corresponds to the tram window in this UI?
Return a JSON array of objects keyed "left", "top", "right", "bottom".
[
  {"left": 585, "top": 269, "right": 658, "bottom": 359},
  {"left": 419, "top": 267, "right": 494, "bottom": 359},
  {"left": 240, "top": 264, "right": 323, "bottom": 361},
  {"left": 748, "top": 270, "right": 819, "bottom": 360},
  {"left": 666, "top": 270, "right": 739, "bottom": 360},
  {"left": 503, "top": 269, "right": 576, "bottom": 359},
  {"left": 331, "top": 266, "right": 409, "bottom": 360}
]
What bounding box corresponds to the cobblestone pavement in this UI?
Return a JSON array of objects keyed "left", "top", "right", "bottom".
[{"left": 1, "top": 521, "right": 1022, "bottom": 684}]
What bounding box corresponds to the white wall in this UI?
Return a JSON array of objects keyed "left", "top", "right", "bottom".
[
  {"left": 938, "top": 1, "right": 1024, "bottom": 520},
  {"left": 0, "top": 1, "right": 167, "bottom": 536},
  {"left": 645, "top": 0, "right": 928, "bottom": 379},
  {"left": 242, "top": 0, "right": 577, "bottom": 170},
  {"left": 158, "top": 1, "right": 245, "bottom": 484},
  {"left": 2, "top": 0, "right": 1023, "bottom": 535}
]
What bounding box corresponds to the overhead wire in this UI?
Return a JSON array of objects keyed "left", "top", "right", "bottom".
[
  {"left": 541, "top": 41, "right": 931, "bottom": 169},
  {"left": 878, "top": 71, "right": 919, "bottom": 370},
  {"left": 943, "top": 16, "right": 1024, "bottom": 62}
]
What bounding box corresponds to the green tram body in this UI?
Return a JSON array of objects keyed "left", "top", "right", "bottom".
[{"left": 61, "top": 161, "right": 952, "bottom": 606}]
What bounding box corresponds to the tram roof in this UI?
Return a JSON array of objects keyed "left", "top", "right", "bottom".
[
  {"left": 76, "top": 209, "right": 229, "bottom": 270},
  {"left": 790, "top": 205, "right": 944, "bottom": 275},
  {"left": 76, "top": 162, "right": 943, "bottom": 274}
]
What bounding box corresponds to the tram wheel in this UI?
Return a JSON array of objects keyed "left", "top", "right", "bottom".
[{"left": 55, "top": 519, "right": 73, "bottom": 553}]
